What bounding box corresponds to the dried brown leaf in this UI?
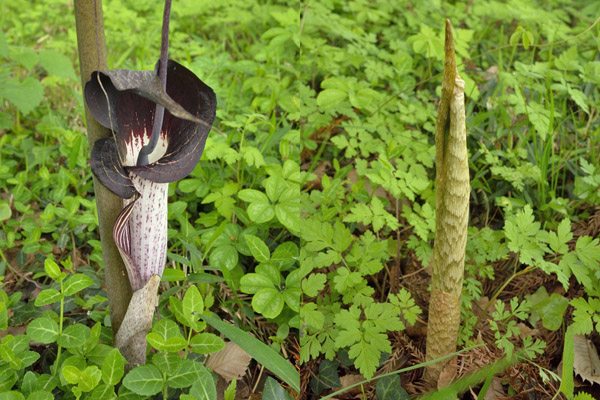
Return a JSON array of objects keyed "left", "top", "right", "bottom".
[
  {"left": 207, "top": 341, "right": 252, "bottom": 381},
  {"left": 573, "top": 335, "right": 600, "bottom": 385},
  {"left": 339, "top": 374, "right": 365, "bottom": 395}
]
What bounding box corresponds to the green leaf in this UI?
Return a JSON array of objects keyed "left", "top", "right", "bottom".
[
  {"left": 168, "top": 359, "right": 208, "bottom": 389},
  {"left": 275, "top": 201, "right": 301, "bottom": 232},
  {"left": 21, "top": 371, "right": 37, "bottom": 395},
  {"left": 26, "top": 317, "right": 59, "bottom": 344},
  {"left": 535, "top": 294, "right": 569, "bottom": 331},
  {"left": 0, "top": 368, "right": 17, "bottom": 392},
  {"left": 38, "top": 49, "right": 76, "bottom": 80},
  {"left": 210, "top": 245, "right": 239, "bottom": 271},
  {"left": 78, "top": 365, "right": 102, "bottom": 392},
  {"left": 0, "top": 77, "right": 44, "bottom": 115},
  {"left": 34, "top": 289, "right": 62, "bottom": 306},
  {"left": 321, "top": 77, "right": 349, "bottom": 91},
  {"left": 0, "top": 392, "right": 25, "bottom": 400},
  {"left": 316, "top": 89, "right": 347, "bottom": 110},
  {"left": 0, "top": 343, "right": 20, "bottom": 370},
  {"left": 169, "top": 297, "right": 190, "bottom": 328},
  {"left": 183, "top": 284, "right": 204, "bottom": 325},
  {"left": 102, "top": 348, "right": 125, "bottom": 386},
  {"left": 58, "top": 324, "right": 89, "bottom": 348},
  {"left": 301, "top": 303, "right": 324, "bottom": 330},
  {"left": 283, "top": 286, "right": 300, "bottom": 312},
  {"left": 188, "top": 367, "right": 217, "bottom": 399},
  {"left": 247, "top": 201, "right": 275, "bottom": 223},
  {"left": 541, "top": 218, "right": 572, "bottom": 254},
  {"left": 189, "top": 333, "right": 226, "bottom": 354},
  {"left": 0, "top": 203, "right": 11, "bottom": 221},
  {"left": 252, "top": 288, "right": 284, "bottom": 318},
  {"left": 146, "top": 332, "right": 166, "bottom": 351},
  {"left": 0, "top": 31, "right": 8, "bottom": 57},
  {"left": 271, "top": 242, "right": 298, "bottom": 268},
  {"left": 376, "top": 375, "right": 410, "bottom": 400},
  {"left": 178, "top": 179, "right": 201, "bottom": 193},
  {"left": 152, "top": 316, "right": 184, "bottom": 341},
  {"left": 117, "top": 384, "right": 147, "bottom": 400},
  {"left": 161, "top": 268, "right": 186, "bottom": 281},
  {"left": 238, "top": 189, "right": 269, "bottom": 203},
  {"left": 575, "top": 236, "right": 600, "bottom": 269},
  {"left": 151, "top": 352, "right": 181, "bottom": 376},
  {"left": 200, "top": 313, "right": 299, "bottom": 393},
  {"left": 559, "top": 327, "right": 574, "bottom": 398},
  {"left": 163, "top": 337, "right": 188, "bottom": 353},
  {"left": 245, "top": 234, "right": 271, "bottom": 263},
  {"left": 25, "top": 391, "right": 53, "bottom": 400},
  {"left": 240, "top": 273, "right": 274, "bottom": 293},
  {"left": 122, "top": 365, "right": 163, "bottom": 396},
  {"left": 301, "top": 273, "right": 326, "bottom": 297},
  {"left": 224, "top": 380, "right": 236, "bottom": 400},
  {"left": 44, "top": 259, "right": 61, "bottom": 280},
  {"left": 62, "top": 365, "right": 81, "bottom": 384},
  {"left": 573, "top": 393, "right": 596, "bottom": 400},
  {"left": 63, "top": 273, "right": 94, "bottom": 296},
  {"left": 261, "top": 376, "right": 294, "bottom": 400},
  {"left": 309, "top": 360, "right": 339, "bottom": 395},
  {"left": 88, "top": 384, "right": 117, "bottom": 400}
]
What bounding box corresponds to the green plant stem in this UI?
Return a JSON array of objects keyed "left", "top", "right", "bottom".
[
  {"left": 74, "top": 0, "right": 132, "bottom": 336},
  {"left": 320, "top": 344, "right": 483, "bottom": 400},
  {"left": 474, "top": 263, "right": 535, "bottom": 330},
  {"left": 53, "top": 279, "right": 65, "bottom": 376}
]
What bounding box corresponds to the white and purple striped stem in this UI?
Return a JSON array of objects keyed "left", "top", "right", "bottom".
[{"left": 113, "top": 173, "right": 169, "bottom": 291}]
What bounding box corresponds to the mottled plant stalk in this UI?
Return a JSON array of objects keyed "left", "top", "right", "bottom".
[
  {"left": 74, "top": 0, "right": 132, "bottom": 335},
  {"left": 424, "top": 19, "right": 470, "bottom": 384}
]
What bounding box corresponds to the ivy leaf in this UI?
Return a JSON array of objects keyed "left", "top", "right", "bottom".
[
  {"left": 188, "top": 367, "right": 217, "bottom": 400},
  {"left": 376, "top": 375, "right": 410, "bottom": 400},
  {"left": 34, "top": 289, "right": 62, "bottom": 307},
  {"left": 262, "top": 376, "right": 294, "bottom": 400},
  {"left": 122, "top": 365, "right": 163, "bottom": 396},
  {"left": 182, "top": 284, "right": 204, "bottom": 326},
  {"left": 63, "top": 273, "right": 94, "bottom": 296},
  {"left": 102, "top": 348, "right": 125, "bottom": 386},
  {"left": 189, "top": 333, "right": 225, "bottom": 354},
  {"left": 58, "top": 324, "right": 89, "bottom": 349},
  {"left": 26, "top": 318, "right": 59, "bottom": 344}
]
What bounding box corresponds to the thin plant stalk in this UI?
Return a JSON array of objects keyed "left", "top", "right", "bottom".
[
  {"left": 74, "top": 0, "right": 132, "bottom": 335},
  {"left": 137, "top": 0, "right": 172, "bottom": 166}
]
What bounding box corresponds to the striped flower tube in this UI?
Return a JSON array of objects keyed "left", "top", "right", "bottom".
[{"left": 84, "top": 60, "right": 216, "bottom": 291}]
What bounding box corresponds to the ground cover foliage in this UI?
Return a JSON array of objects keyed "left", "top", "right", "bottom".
[
  {"left": 297, "top": 1, "right": 600, "bottom": 399},
  {"left": 0, "top": 0, "right": 599, "bottom": 399}
]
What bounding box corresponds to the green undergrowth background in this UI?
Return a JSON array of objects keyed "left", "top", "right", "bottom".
[
  {"left": 1, "top": 0, "right": 301, "bottom": 398},
  {"left": 297, "top": 1, "right": 600, "bottom": 399},
  {"left": 0, "top": 0, "right": 599, "bottom": 399}
]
